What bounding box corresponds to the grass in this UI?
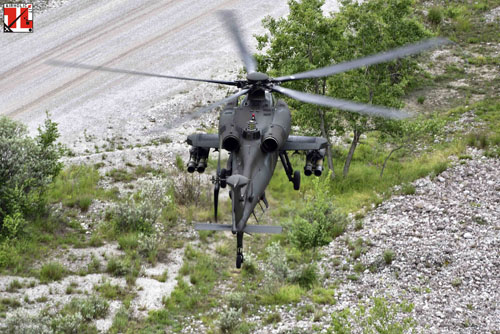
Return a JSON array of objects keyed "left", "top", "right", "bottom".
[
  {"left": 48, "top": 165, "right": 117, "bottom": 210},
  {"left": 383, "top": 249, "right": 395, "bottom": 265},
  {"left": 39, "top": 261, "right": 66, "bottom": 282},
  {"left": 262, "top": 284, "right": 304, "bottom": 305},
  {"left": 147, "top": 246, "right": 223, "bottom": 331}
]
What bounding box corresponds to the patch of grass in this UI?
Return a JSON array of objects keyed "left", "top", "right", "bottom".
[
  {"left": 48, "top": 165, "right": 111, "bottom": 211},
  {"left": 383, "top": 249, "right": 395, "bottom": 265},
  {"left": 118, "top": 233, "right": 139, "bottom": 250},
  {"left": 151, "top": 247, "right": 222, "bottom": 330},
  {"left": 291, "top": 264, "right": 318, "bottom": 289},
  {"left": 262, "top": 284, "right": 304, "bottom": 305},
  {"left": 401, "top": 183, "right": 416, "bottom": 195},
  {"left": 312, "top": 287, "right": 336, "bottom": 305},
  {"left": 152, "top": 269, "right": 168, "bottom": 283},
  {"left": 1, "top": 298, "right": 21, "bottom": 309},
  {"left": 264, "top": 312, "right": 282, "bottom": 324},
  {"left": 428, "top": 6, "right": 443, "bottom": 25},
  {"left": 353, "top": 262, "right": 366, "bottom": 273},
  {"left": 95, "top": 280, "right": 129, "bottom": 300},
  {"left": 215, "top": 243, "right": 231, "bottom": 257},
  {"left": 7, "top": 279, "right": 23, "bottom": 292},
  {"left": 39, "top": 262, "right": 66, "bottom": 282},
  {"left": 106, "top": 168, "right": 134, "bottom": 183}
]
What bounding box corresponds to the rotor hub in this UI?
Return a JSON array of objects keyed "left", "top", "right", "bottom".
[{"left": 246, "top": 71, "right": 269, "bottom": 82}]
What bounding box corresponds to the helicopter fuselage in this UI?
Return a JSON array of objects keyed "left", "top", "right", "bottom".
[{"left": 219, "top": 89, "right": 291, "bottom": 232}]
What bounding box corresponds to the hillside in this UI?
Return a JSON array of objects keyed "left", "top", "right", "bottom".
[{"left": 0, "top": 0, "right": 499, "bottom": 333}]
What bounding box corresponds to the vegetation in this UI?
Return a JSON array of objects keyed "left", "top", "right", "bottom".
[
  {"left": 0, "top": 115, "right": 62, "bottom": 232},
  {"left": 289, "top": 174, "right": 348, "bottom": 250},
  {"left": 0, "top": 0, "right": 499, "bottom": 332},
  {"left": 330, "top": 297, "right": 416, "bottom": 333},
  {"left": 256, "top": 0, "right": 433, "bottom": 177}
]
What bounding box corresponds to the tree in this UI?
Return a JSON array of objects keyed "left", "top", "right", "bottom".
[
  {"left": 327, "top": 0, "right": 431, "bottom": 177},
  {"left": 255, "top": 0, "right": 339, "bottom": 177},
  {"left": 256, "top": 0, "right": 432, "bottom": 177},
  {"left": 0, "top": 115, "right": 62, "bottom": 230},
  {"left": 378, "top": 117, "right": 443, "bottom": 177}
]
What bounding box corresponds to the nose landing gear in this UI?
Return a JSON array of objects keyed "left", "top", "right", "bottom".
[{"left": 236, "top": 232, "right": 244, "bottom": 269}]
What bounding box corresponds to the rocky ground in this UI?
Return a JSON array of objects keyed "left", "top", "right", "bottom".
[{"left": 243, "top": 149, "right": 499, "bottom": 334}]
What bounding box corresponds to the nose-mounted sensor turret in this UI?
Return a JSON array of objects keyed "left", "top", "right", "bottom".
[{"left": 243, "top": 113, "right": 260, "bottom": 140}]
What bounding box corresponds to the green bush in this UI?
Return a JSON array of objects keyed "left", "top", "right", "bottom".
[
  {"left": 289, "top": 187, "right": 348, "bottom": 251},
  {"left": 0, "top": 116, "right": 62, "bottom": 230}
]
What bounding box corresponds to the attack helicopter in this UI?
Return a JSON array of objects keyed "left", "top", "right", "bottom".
[{"left": 48, "top": 10, "right": 449, "bottom": 268}]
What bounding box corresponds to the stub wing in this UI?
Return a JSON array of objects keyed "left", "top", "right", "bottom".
[
  {"left": 187, "top": 133, "right": 219, "bottom": 149},
  {"left": 282, "top": 135, "right": 327, "bottom": 151}
]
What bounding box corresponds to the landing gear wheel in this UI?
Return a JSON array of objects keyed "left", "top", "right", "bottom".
[
  {"left": 220, "top": 168, "right": 227, "bottom": 188},
  {"left": 293, "top": 170, "right": 301, "bottom": 191},
  {"left": 236, "top": 254, "right": 244, "bottom": 269}
]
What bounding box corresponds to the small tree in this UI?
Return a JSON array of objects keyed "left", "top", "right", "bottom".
[
  {"left": 378, "top": 117, "right": 443, "bottom": 177},
  {"left": 0, "top": 115, "right": 62, "bottom": 231}
]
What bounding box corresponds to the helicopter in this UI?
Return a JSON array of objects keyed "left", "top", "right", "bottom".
[{"left": 48, "top": 10, "right": 449, "bottom": 268}]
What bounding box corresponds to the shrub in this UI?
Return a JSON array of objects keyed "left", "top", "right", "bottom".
[
  {"left": 428, "top": 7, "right": 443, "bottom": 25},
  {"left": 5, "top": 311, "right": 52, "bottom": 334},
  {"left": 40, "top": 262, "right": 65, "bottom": 282},
  {"left": 289, "top": 181, "right": 348, "bottom": 251},
  {"left": 331, "top": 297, "right": 415, "bottom": 333},
  {"left": 2, "top": 212, "right": 27, "bottom": 238},
  {"left": 0, "top": 116, "right": 62, "bottom": 230},
  {"left": 242, "top": 252, "right": 257, "bottom": 276},
  {"left": 219, "top": 307, "right": 241, "bottom": 333},
  {"left": 265, "top": 242, "right": 289, "bottom": 281},
  {"left": 113, "top": 179, "right": 173, "bottom": 233},
  {"left": 78, "top": 295, "right": 109, "bottom": 320},
  {"left": 227, "top": 292, "right": 246, "bottom": 310},
  {"left": 137, "top": 232, "right": 158, "bottom": 260}
]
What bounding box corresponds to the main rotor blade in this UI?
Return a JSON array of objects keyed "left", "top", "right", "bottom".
[
  {"left": 46, "top": 60, "right": 238, "bottom": 86},
  {"left": 217, "top": 10, "right": 257, "bottom": 74},
  {"left": 271, "top": 86, "right": 410, "bottom": 120},
  {"left": 196, "top": 88, "right": 249, "bottom": 114},
  {"left": 274, "top": 37, "right": 451, "bottom": 83}
]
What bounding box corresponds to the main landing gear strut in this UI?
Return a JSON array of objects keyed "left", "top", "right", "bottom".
[
  {"left": 236, "top": 232, "right": 244, "bottom": 269},
  {"left": 279, "top": 151, "right": 300, "bottom": 191}
]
